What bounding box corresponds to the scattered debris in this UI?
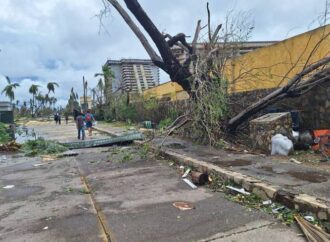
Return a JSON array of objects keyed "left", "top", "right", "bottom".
[
  {"left": 262, "top": 200, "right": 272, "bottom": 206},
  {"left": 290, "top": 158, "right": 302, "bottom": 164},
  {"left": 304, "top": 215, "right": 315, "bottom": 222},
  {"left": 62, "top": 131, "right": 144, "bottom": 149},
  {"left": 0, "top": 141, "right": 21, "bottom": 152},
  {"left": 33, "top": 163, "right": 46, "bottom": 167},
  {"left": 22, "top": 139, "right": 68, "bottom": 156},
  {"left": 271, "top": 205, "right": 285, "bottom": 214},
  {"left": 295, "top": 214, "right": 330, "bottom": 242},
  {"left": 78, "top": 205, "right": 88, "bottom": 211},
  {"left": 182, "top": 168, "right": 191, "bottom": 178},
  {"left": 41, "top": 155, "right": 56, "bottom": 161},
  {"left": 226, "top": 185, "right": 250, "bottom": 195},
  {"left": 191, "top": 171, "right": 209, "bottom": 185},
  {"left": 271, "top": 134, "right": 293, "bottom": 156},
  {"left": 173, "top": 201, "right": 194, "bottom": 211},
  {"left": 43, "top": 226, "right": 48, "bottom": 230},
  {"left": 182, "top": 178, "right": 197, "bottom": 189},
  {"left": 58, "top": 150, "right": 79, "bottom": 157},
  {"left": 3, "top": 185, "right": 15, "bottom": 189}
]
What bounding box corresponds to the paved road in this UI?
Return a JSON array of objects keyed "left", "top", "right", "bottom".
[{"left": 0, "top": 121, "right": 306, "bottom": 241}]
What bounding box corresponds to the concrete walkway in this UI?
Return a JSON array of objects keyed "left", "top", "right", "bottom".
[
  {"left": 95, "top": 124, "right": 330, "bottom": 221},
  {"left": 0, "top": 120, "right": 307, "bottom": 241}
]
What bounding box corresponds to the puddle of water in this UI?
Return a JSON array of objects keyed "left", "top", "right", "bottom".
[
  {"left": 15, "top": 126, "right": 39, "bottom": 144},
  {"left": 165, "top": 143, "right": 186, "bottom": 149},
  {"left": 286, "top": 171, "right": 328, "bottom": 183},
  {"left": 215, "top": 159, "right": 253, "bottom": 167}
]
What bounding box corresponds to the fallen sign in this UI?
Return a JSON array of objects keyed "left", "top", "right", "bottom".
[{"left": 60, "top": 132, "right": 144, "bottom": 149}]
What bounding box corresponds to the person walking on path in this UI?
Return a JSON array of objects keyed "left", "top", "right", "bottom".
[
  {"left": 65, "top": 114, "right": 69, "bottom": 124},
  {"left": 85, "top": 109, "right": 95, "bottom": 137},
  {"left": 76, "top": 111, "right": 85, "bottom": 140}
]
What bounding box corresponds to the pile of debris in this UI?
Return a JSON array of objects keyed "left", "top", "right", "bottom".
[{"left": 0, "top": 141, "right": 21, "bottom": 152}]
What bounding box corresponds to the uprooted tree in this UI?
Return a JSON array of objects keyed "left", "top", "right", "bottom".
[{"left": 102, "top": 0, "right": 330, "bottom": 141}]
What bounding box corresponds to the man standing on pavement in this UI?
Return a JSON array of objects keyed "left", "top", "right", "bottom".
[
  {"left": 85, "top": 109, "right": 95, "bottom": 137},
  {"left": 75, "top": 110, "right": 85, "bottom": 140}
]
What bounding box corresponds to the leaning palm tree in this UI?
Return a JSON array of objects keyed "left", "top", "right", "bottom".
[
  {"left": 29, "top": 84, "right": 39, "bottom": 117},
  {"left": 47, "top": 82, "right": 59, "bottom": 94},
  {"left": 97, "top": 78, "right": 104, "bottom": 104},
  {"left": 1, "top": 76, "right": 20, "bottom": 104}
]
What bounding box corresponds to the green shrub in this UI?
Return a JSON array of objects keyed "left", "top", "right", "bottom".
[
  {"left": 158, "top": 118, "right": 172, "bottom": 130},
  {"left": 0, "top": 123, "right": 11, "bottom": 144},
  {"left": 22, "top": 138, "right": 68, "bottom": 156}
]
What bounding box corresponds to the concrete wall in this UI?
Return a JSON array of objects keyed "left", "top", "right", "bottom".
[
  {"left": 143, "top": 82, "right": 189, "bottom": 101},
  {"left": 144, "top": 24, "right": 330, "bottom": 97},
  {"left": 226, "top": 24, "right": 330, "bottom": 92}
]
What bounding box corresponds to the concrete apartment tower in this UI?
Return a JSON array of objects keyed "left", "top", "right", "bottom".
[{"left": 104, "top": 59, "right": 159, "bottom": 94}]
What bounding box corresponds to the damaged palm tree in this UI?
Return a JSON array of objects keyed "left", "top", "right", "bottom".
[{"left": 102, "top": 0, "right": 330, "bottom": 140}]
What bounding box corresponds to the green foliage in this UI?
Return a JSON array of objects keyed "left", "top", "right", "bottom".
[
  {"left": 190, "top": 65, "right": 229, "bottom": 146},
  {"left": 139, "top": 143, "right": 151, "bottom": 159},
  {"left": 144, "top": 98, "right": 158, "bottom": 111},
  {"left": 158, "top": 118, "right": 172, "bottom": 130},
  {"left": 0, "top": 123, "right": 11, "bottom": 144},
  {"left": 22, "top": 138, "right": 68, "bottom": 156}
]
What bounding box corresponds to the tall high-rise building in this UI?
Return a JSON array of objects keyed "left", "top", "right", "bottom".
[{"left": 104, "top": 59, "right": 159, "bottom": 94}]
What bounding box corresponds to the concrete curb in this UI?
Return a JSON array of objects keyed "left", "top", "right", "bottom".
[
  {"left": 93, "top": 127, "right": 330, "bottom": 221},
  {"left": 156, "top": 148, "right": 330, "bottom": 221}
]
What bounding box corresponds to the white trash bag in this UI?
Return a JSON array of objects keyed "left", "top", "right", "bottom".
[{"left": 271, "top": 134, "right": 293, "bottom": 156}]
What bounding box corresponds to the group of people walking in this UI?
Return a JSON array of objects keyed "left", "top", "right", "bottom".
[
  {"left": 54, "top": 112, "right": 69, "bottom": 125},
  {"left": 74, "top": 109, "right": 95, "bottom": 140},
  {"left": 55, "top": 109, "right": 96, "bottom": 140}
]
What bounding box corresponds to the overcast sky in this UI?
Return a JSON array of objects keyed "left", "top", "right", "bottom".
[{"left": 0, "top": 0, "right": 328, "bottom": 107}]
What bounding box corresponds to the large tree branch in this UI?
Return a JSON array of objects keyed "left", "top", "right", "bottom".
[
  {"left": 106, "top": 0, "right": 163, "bottom": 66},
  {"left": 227, "top": 56, "right": 330, "bottom": 132},
  {"left": 122, "top": 0, "right": 192, "bottom": 91}
]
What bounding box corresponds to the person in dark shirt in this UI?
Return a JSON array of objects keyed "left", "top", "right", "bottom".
[{"left": 75, "top": 110, "right": 85, "bottom": 140}]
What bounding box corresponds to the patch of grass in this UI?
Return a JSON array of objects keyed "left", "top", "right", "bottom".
[
  {"left": 21, "top": 138, "right": 68, "bottom": 156},
  {"left": 79, "top": 188, "right": 90, "bottom": 194},
  {"left": 139, "top": 143, "right": 151, "bottom": 159},
  {"left": 158, "top": 118, "right": 172, "bottom": 130},
  {"left": 108, "top": 147, "right": 134, "bottom": 163},
  {"left": 0, "top": 123, "right": 11, "bottom": 144}
]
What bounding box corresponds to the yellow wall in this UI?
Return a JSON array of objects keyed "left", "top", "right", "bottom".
[
  {"left": 226, "top": 24, "right": 330, "bottom": 92},
  {"left": 143, "top": 81, "right": 189, "bottom": 101},
  {"left": 143, "top": 24, "right": 330, "bottom": 99}
]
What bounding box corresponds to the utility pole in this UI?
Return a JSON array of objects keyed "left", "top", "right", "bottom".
[{"left": 82, "top": 76, "right": 88, "bottom": 112}]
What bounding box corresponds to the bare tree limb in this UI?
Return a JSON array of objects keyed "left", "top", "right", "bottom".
[
  {"left": 106, "top": 0, "right": 163, "bottom": 66},
  {"left": 228, "top": 56, "right": 330, "bottom": 131}
]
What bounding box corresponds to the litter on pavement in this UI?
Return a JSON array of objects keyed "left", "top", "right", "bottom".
[
  {"left": 226, "top": 185, "right": 251, "bottom": 195},
  {"left": 262, "top": 200, "right": 272, "bottom": 205},
  {"left": 304, "top": 215, "right": 315, "bottom": 222},
  {"left": 3, "top": 185, "right": 15, "bottom": 189},
  {"left": 173, "top": 201, "right": 194, "bottom": 211},
  {"left": 182, "top": 168, "right": 191, "bottom": 178},
  {"left": 182, "top": 178, "right": 197, "bottom": 189}
]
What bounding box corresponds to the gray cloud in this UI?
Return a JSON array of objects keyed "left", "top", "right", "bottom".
[{"left": 0, "top": 0, "right": 328, "bottom": 107}]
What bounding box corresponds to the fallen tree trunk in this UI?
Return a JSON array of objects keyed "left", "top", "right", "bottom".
[{"left": 227, "top": 56, "right": 330, "bottom": 132}]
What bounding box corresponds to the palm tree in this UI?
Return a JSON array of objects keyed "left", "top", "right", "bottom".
[
  {"left": 97, "top": 78, "right": 104, "bottom": 104},
  {"left": 29, "top": 84, "right": 39, "bottom": 116},
  {"left": 1, "top": 76, "right": 20, "bottom": 104},
  {"left": 47, "top": 82, "right": 59, "bottom": 94}
]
